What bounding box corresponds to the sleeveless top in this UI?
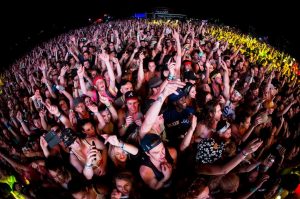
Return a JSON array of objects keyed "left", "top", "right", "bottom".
[
  {"left": 140, "top": 147, "right": 174, "bottom": 182},
  {"left": 71, "top": 139, "right": 103, "bottom": 171}
]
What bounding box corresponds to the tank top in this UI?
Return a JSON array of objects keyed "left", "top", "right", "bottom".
[{"left": 140, "top": 147, "right": 174, "bottom": 182}]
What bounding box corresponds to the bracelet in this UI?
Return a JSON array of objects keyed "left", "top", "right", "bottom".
[
  {"left": 242, "top": 150, "right": 248, "bottom": 157},
  {"left": 119, "top": 141, "right": 125, "bottom": 150},
  {"left": 122, "top": 124, "right": 127, "bottom": 130},
  {"left": 106, "top": 103, "right": 111, "bottom": 108},
  {"left": 57, "top": 112, "right": 62, "bottom": 119},
  {"left": 249, "top": 187, "right": 257, "bottom": 193},
  {"left": 168, "top": 74, "right": 175, "bottom": 81},
  {"left": 85, "top": 164, "right": 93, "bottom": 168}
]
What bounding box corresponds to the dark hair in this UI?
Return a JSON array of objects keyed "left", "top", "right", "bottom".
[{"left": 45, "top": 156, "right": 65, "bottom": 171}]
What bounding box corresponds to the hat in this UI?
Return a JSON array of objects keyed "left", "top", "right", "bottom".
[
  {"left": 184, "top": 71, "right": 198, "bottom": 80},
  {"left": 168, "top": 88, "right": 185, "bottom": 103},
  {"left": 60, "top": 128, "right": 78, "bottom": 147},
  {"left": 125, "top": 91, "right": 138, "bottom": 102},
  {"left": 263, "top": 100, "right": 276, "bottom": 109},
  {"left": 182, "top": 60, "right": 192, "bottom": 66},
  {"left": 195, "top": 138, "right": 225, "bottom": 164},
  {"left": 216, "top": 120, "right": 231, "bottom": 134},
  {"left": 73, "top": 96, "right": 85, "bottom": 108},
  {"left": 148, "top": 76, "right": 163, "bottom": 88},
  {"left": 140, "top": 133, "right": 162, "bottom": 152},
  {"left": 93, "top": 75, "right": 104, "bottom": 86}
]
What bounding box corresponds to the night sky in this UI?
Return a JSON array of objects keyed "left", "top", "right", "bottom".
[{"left": 1, "top": 0, "right": 299, "bottom": 70}]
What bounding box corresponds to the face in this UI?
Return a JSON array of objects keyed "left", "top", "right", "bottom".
[
  {"left": 115, "top": 179, "right": 132, "bottom": 196},
  {"left": 195, "top": 186, "right": 210, "bottom": 199},
  {"left": 49, "top": 169, "right": 67, "bottom": 184},
  {"left": 121, "top": 82, "right": 133, "bottom": 95},
  {"left": 148, "top": 61, "right": 156, "bottom": 72},
  {"left": 101, "top": 109, "right": 111, "bottom": 123},
  {"left": 33, "top": 119, "right": 42, "bottom": 129},
  {"left": 205, "top": 93, "right": 212, "bottom": 103},
  {"left": 59, "top": 100, "right": 68, "bottom": 111},
  {"left": 230, "top": 91, "right": 242, "bottom": 103},
  {"left": 7, "top": 100, "right": 13, "bottom": 109},
  {"left": 126, "top": 99, "right": 139, "bottom": 114},
  {"left": 95, "top": 79, "right": 106, "bottom": 91},
  {"left": 114, "top": 147, "right": 128, "bottom": 163},
  {"left": 72, "top": 188, "right": 89, "bottom": 199},
  {"left": 82, "top": 122, "right": 96, "bottom": 136},
  {"left": 176, "top": 96, "right": 187, "bottom": 109},
  {"left": 75, "top": 103, "right": 86, "bottom": 114},
  {"left": 84, "top": 97, "right": 93, "bottom": 107},
  {"left": 147, "top": 143, "right": 166, "bottom": 163},
  {"left": 241, "top": 117, "right": 251, "bottom": 129},
  {"left": 252, "top": 89, "right": 259, "bottom": 97},
  {"left": 214, "top": 74, "right": 222, "bottom": 85},
  {"left": 220, "top": 128, "right": 232, "bottom": 139},
  {"left": 213, "top": 105, "right": 222, "bottom": 121}
]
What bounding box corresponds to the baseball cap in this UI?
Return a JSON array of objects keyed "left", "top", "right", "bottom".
[
  {"left": 73, "top": 96, "right": 85, "bottom": 108},
  {"left": 125, "top": 91, "right": 138, "bottom": 102},
  {"left": 216, "top": 120, "right": 231, "bottom": 134},
  {"left": 148, "top": 76, "right": 163, "bottom": 88},
  {"left": 140, "top": 133, "right": 162, "bottom": 152},
  {"left": 168, "top": 88, "right": 185, "bottom": 103}
]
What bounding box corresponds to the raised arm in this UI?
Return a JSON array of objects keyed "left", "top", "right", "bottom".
[
  {"left": 196, "top": 138, "right": 263, "bottom": 175},
  {"left": 102, "top": 134, "right": 139, "bottom": 155},
  {"left": 140, "top": 80, "right": 185, "bottom": 138}
]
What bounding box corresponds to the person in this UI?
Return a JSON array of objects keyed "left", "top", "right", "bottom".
[
  {"left": 111, "top": 171, "right": 140, "bottom": 199},
  {"left": 61, "top": 128, "right": 107, "bottom": 180},
  {"left": 139, "top": 133, "right": 177, "bottom": 198}
]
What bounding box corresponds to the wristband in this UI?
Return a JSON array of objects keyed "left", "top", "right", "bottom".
[
  {"left": 242, "top": 150, "right": 248, "bottom": 157},
  {"left": 85, "top": 164, "right": 93, "bottom": 168},
  {"left": 57, "top": 112, "right": 62, "bottom": 119}
]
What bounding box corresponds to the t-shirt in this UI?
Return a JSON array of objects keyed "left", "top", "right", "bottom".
[
  {"left": 163, "top": 107, "right": 194, "bottom": 146},
  {"left": 223, "top": 100, "right": 236, "bottom": 120}
]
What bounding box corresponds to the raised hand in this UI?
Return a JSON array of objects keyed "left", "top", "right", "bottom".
[
  {"left": 87, "top": 104, "right": 99, "bottom": 114},
  {"left": 102, "top": 134, "right": 121, "bottom": 146},
  {"left": 111, "top": 189, "right": 122, "bottom": 199},
  {"left": 77, "top": 65, "right": 85, "bottom": 79},
  {"left": 125, "top": 116, "right": 133, "bottom": 127},
  {"left": 98, "top": 93, "right": 110, "bottom": 106},
  {"left": 16, "top": 111, "right": 23, "bottom": 122},
  {"left": 40, "top": 136, "right": 48, "bottom": 149},
  {"left": 161, "top": 80, "right": 186, "bottom": 97},
  {"left": 243, "top": 138, "right": 263, "bottom": 155},
  {"left": 45, "top": 103, "right": 60, "bottom": 116}
]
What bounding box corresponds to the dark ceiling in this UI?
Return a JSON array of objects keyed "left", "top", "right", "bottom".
[{"left": 1, "top": 0, "right": 299, "bottom": 70}]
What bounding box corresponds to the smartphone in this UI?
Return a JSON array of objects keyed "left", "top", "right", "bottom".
[{"left": 45, "top": 131, "right": 61, "bottom": 148}]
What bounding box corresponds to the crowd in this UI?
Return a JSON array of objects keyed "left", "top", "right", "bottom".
[{"left": 0, "top": 18, "right": 299, "bottom": 199}]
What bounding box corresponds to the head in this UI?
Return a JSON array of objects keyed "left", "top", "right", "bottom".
[
  {"left": 73, "top": 97, "right": 87, "bottom": 115},
  {"left": 211, "top": 72, "right": 222, "bottom": 85},
  {"left": 109, "top": 145, "right": 128, "bottom": 164},
  {"left": 99, "top": 106, "right": 112, "bottom": 124},
  {"left": 84, "top": 96, "right": 93, "bottom": 107},
  {"left": 219, "top": 173, "right": 240, "bottom": 193},
  {"left": 113, "top": 172, "right": 134, "bottom": 196},
  {"left": 120, "top": 81, "right": 133, "bottom": 95},
  {"left": 46, "top": 156, "right": 70, "bottom": 184},
  {"left": 148, "top": 60, "right": 156, "bottom": 72},
  {"left": 230, "top": 89, "right": 243, "bottom": 103},
  {"left": 184, "top": 82, "right": 196, "bottom": 99},
  {"left": 141, "top": 133, "right": 165, "bottom": 163},
  {"left": 59, "top": 98, "right": 69, "bottom": 112},
  {"left": 125, "top": 91, "right": 139, "bottom": 115},
  {"left": 169, "top": 89, "right": 187, "bottom": 110},
  {"left": 205, "top": 100, "right": 222, "bottom": 122},
  {"left": 179, "top": 178, "right": 210, "bottom": 199},
  {"left": 93, "top": 75, "right": 106, "bottom": 91},
  {"left": 217, "top": 120, "right": 232, "bottom": 139},
  {"left": 80, "top": 120, "right": 96, "bottom": 137},
  {"left": 32, "top": 113, "right": 42, "bottom": 129}
]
